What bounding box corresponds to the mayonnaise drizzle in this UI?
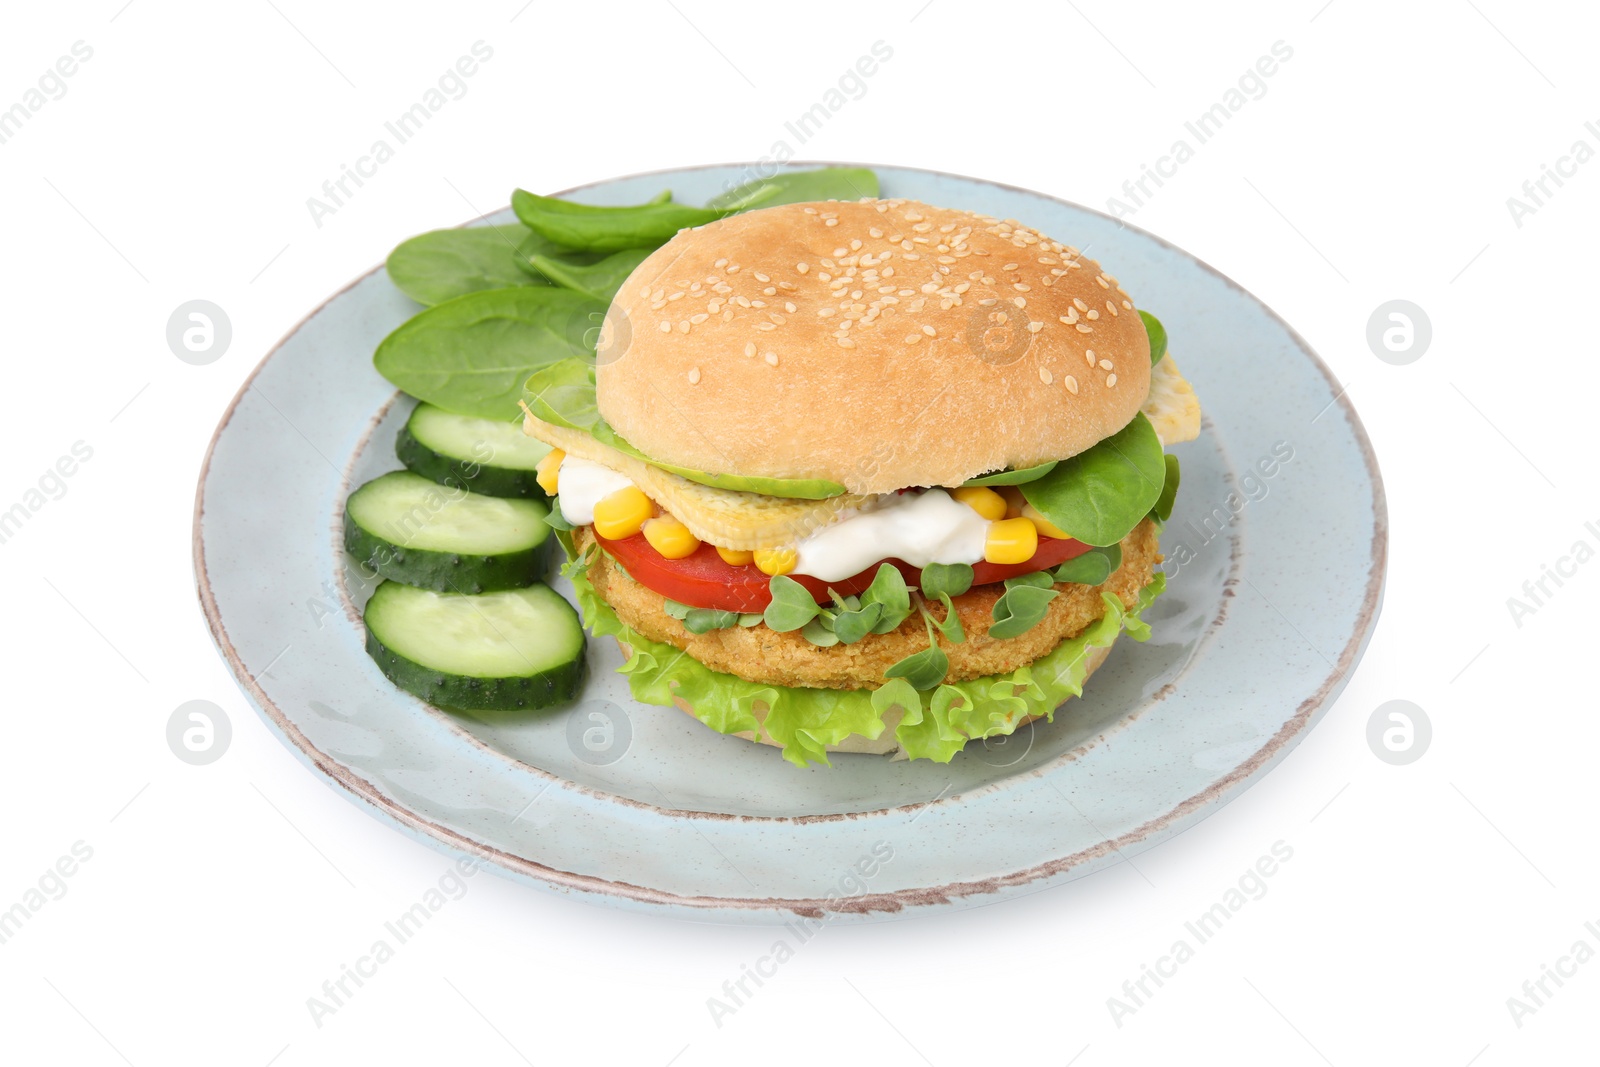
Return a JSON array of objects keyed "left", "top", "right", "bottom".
[
  {"left": 556, "top": 456, "right": 635, "bottom": 526},
  {"left": 792, "top": 488, "right": 987, "bottom": 582}
]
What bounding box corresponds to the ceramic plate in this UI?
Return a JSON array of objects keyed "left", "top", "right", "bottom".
[{"left": 193, "top": 164, "right": 1385, "bottom": 923}]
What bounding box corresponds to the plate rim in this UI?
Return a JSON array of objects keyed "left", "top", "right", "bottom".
[{"left": 192, "top": 160, "right": 1388, "bottom": 917}]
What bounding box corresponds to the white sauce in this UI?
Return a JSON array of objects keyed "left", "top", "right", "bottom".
[
  {"left": 557, "top": 456, "right": 635, "bottom": 525},
  {"left": 793, "top": 489, "right": 988, "bottom": 582},
  {"left": 557, "top": 457, "right": 990, "bottom": 581}
]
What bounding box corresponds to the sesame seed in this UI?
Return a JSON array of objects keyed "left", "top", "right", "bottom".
[
  {"left": 796, "top": 262, "right": 809, "bottom": 274},
  {"left": 1106, "top": 373, "right": 1117, "bottom": 387},
  {"left": 678, "top": 321, "right": 691, "bottom": 333},
  {"left": 744, "top": 342, "right": 757, "bottom": 357},
  {"left": 824, "top": 218, "right": 838, "bottom": 226},
  {"left": 1122, "top": 299, "right": 1133, "bottom": 309},
  {"left": 668, "top": 291, "right": 685, "bottom": 301},
  {"left": 904, "top": 333, "right": 920, "bottom": 344},
  {"left": 1087, "top": 310, "right": 1099, "bottom": 320},
  {"left": 785, "top": 302, "right": 797, "bottom": 313},
  {"left": 1105, "top": 300, "right": 1119, "bottom": 316},
  {"left": 922, "top": 325, "right": 936, "bottom": 336},
  {"left": 850, "top": 239, "right": 862, "bottom": 250},
  {"left": 754, "top": 272, "right": 769, "bottom": 282},
  {"left": 1064, "top": 375, "right": 1079, "bottom": 394},
  {"left": 1012, "top": 297, "right": 1026, "bottom": 308},
  {"left": 1085, "top": 351, "right": 1095, "bottom": 366},
  {"left": 1013, "top": 283, "right": 1031, "bottom": 292},
  {"left": 708, "top": 300, "right": 722, "bottom": 312},
  {"left": 756, "top": 322, "right": 776, "bottom": 331},
  {"left": 837, "top": 338, "right": 855, "bottom": 347},
  {"left": 688, "top": 367, "right": 701, "bottom": 384},
  {"left": 1028, "top": 321, "right": 1043, "bottom": 333},
  {"left": 1096, "top": 276, "right": 1111, "bottom": 289},
  {"left": 763, "top": 287, "right": 777, "bottom": 296},
  {"left": 690, "top": 313, "right": 708, "bottom": 324},
  {"left": 1074, "top": 298, "right": 1088, "bottom": 312},
  {"left": 1076, "top": 324, "right": 1093, "bottom": 333},
  {"left": 1003, "top": 263, "right": 1018, "bottom": 271},
  {"left": 764, "top": 351, "right": 778, "bottom": 366},
  {"left": 659, "top": 321, "right": 671, "bottom": 333},
  {"left": 818, "top": 308, "right": 835, "bottom": 317},
  {"left": 1039, "top": 366, "right": 1053, "bottom": 384},
  {"left": 1099, "top": 359, "right": 1114, "bottom": 370},
  {"left": 638, "top": 285, "right": 651, "bottom": 297},
  {"left": 714, "top": 258, "right": 728, "bottom": 268}
]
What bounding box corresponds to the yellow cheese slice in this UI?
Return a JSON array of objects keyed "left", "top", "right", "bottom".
[{"left": 524, "top": 357, "right": 1202, "bottom": 549}]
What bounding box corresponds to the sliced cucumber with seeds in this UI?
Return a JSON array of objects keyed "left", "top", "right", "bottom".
[
  {"left": 343, "top": 470, "right": 550, "bottom": 593},
  {"left": 396, "top": 402, "right": 552, "bottom": 499},
  {"left": 363, "top": 581, "right": 585, "bottom": 711}
]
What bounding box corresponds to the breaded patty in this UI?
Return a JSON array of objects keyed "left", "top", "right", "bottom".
[{"left": 579, "top": 519, "right": 1161, "bottom": 691}]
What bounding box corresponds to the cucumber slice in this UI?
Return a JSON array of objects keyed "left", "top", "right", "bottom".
[
  {"left": 396, "top": 402, "right": 552, "bottom": 499},
  {"left": 343, "top": 471, "right": 550, "bottom": 593},
  {"left": 364, "top": 581, "right": 585, "bottom": 711}
]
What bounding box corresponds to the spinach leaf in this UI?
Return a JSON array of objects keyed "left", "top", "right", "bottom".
[
  {"left": 512, "top": 230, "right": 607, "bottom": 279},
  {"left": 529, "top": 247, "right": 654, "bottom": 304},
  {"left": 1140, "top": 310, "right": 1167, "bottom": 366},
  {"left": 707, "top": 167, "right": 881, "bottom": 211},
  {"left": 1151, "top": 454, "right": 1181, "bottom": 523},
  {"left": 512, "top": 189, "right": 723, "bottom": 253},
  {"left": 1019, "top": 413, "right": 1166, "bottom": 547},
  {"left": 374, "top": 288, "right": 605, "bottom": 420},
  {"left": 961, "top": 460, "right": 1058, "bottom": 487},
  {"left": 831, "top": 602, "right": 883, "bottom": 645},
  {"left": 1053, "top": 543, "right": 1121, "bottom": 586},
  {"left": 858, "top": 564, "right": 912, "bottom": 633},
  {"left": 386, "top": 224, "right": 545, "bottom": 306}
]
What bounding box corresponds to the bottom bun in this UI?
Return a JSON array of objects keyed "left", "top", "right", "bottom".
[{"left": 660, "top": 641, "right": 1116, "bottom": 760}]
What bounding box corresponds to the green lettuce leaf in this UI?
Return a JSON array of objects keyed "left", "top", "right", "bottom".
[{"left": 569, "top": 559, "right": 1165, "bottom": 767}]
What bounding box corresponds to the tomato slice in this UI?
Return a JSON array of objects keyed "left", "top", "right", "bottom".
[{"left": 593, "top": 530, "right": 1094, "bottom": 612}]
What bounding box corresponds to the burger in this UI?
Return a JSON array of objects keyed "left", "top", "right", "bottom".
[{"left": 521, "top": 197, "right": 1201, "bottom": 765}]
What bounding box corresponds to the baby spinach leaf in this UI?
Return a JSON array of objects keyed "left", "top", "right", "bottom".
[
  {"left": 1140, "top": 310, "right": 1167, "bottom": 366},
  {"left": 529, "top": 247, "right": 654, "bottom": 304},
  {"left": 374, "top": 288, "right": 606, "bottom": 420},
  {"left": 919, "top": 562, "right": 974, "bottom": 600},
  {"left": 1053, "top": 544, "right": 1121, "bottom": 586},
  {"left": 961, "top": 460, "right": 1059, "bottom": 487},
  {"left": 1151, "top": 454, "right": 1181, "bottom": 523},
  {"left": 386, "top": 224, "right": 545, "bottom": 306},
  {"left": 706, "top": 167, "right": 881, "bottom": 211},
  {"left": 1019, "top": 413, "right": 1165, "bottom": 547},
  {"left": 763, "top": 575, "right": 823, "bottom": 632},
  {"left": 512, "top": 189, "right": 724, "bottom": 253},
  {"left": 512, "top": 230, "right": 607, "bottom": 279},
  {"left": 662, "top": 599, "right": 692, "bottom": 621},
  {"left": 989, "top": 581, "right": 1059, "bottom": 640},
  {"left": 738, "top": 613, "right": 764, "bottom": 627}
]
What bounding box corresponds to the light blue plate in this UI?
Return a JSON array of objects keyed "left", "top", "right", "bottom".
[{"left": 193, "top": 164, "right": 1385, "bottom": 922}]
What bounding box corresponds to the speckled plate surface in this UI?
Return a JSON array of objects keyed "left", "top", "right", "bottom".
[{"left": 193, "top": 164, "right": 1385, "bottom": 923}]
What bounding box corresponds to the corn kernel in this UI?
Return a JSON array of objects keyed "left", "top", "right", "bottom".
[
  {"left": 984, "top": 517, "right": 1038, "bottom": 565},
  {"left": 951, "top": 485, "right": 1006, "bottom": 521},
  {"left": 716, "top": 545, "right": 755, "bottom": 567},
  {"left": 643, "top": 514, "right": 701, "bottom": 560},
  {"left": 592, "top": 486, "right": 653, "bottom": 540},
  {"left": 753, "top": 547, "right": 797, "bottom": 576},
  {"left": 535, "top": 448, "right": 565, "bottom": 496},
  {"left": 999, "top": 486, "right": 1027, "bottom": 519},
  {"left": 1022, "top": 504, "right": 1071, "bottom": 540}
]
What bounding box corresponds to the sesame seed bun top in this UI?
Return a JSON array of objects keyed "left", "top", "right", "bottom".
[{"left": 595, "top": 198, "right": 1152, "bottom": 494}]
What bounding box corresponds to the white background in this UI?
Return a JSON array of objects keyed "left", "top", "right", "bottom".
[{"left": 2, "top": 1, "right": 1596, "bottom": 1063}]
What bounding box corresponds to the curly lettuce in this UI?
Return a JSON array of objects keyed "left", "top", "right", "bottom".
[{"left": 568, "top": 554, "right": 1165, "bottom": 767}]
